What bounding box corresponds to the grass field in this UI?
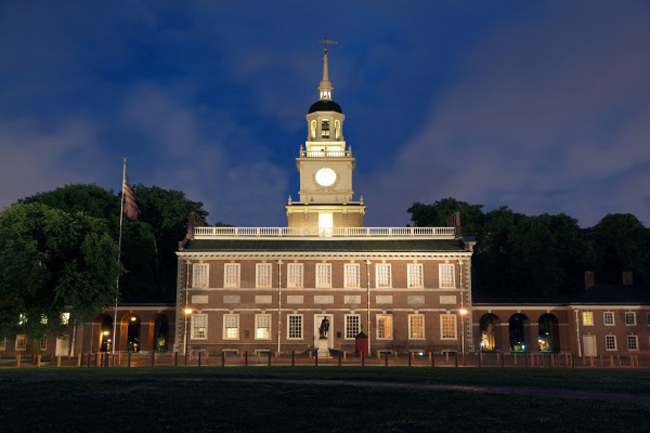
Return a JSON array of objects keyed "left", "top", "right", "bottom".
[{"left": 1, "top": 367, "right": 649, "bottom": 432}]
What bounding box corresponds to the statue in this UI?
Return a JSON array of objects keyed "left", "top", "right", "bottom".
[{"left": 318, "top": 317, "right": 330, "bottom": 339}]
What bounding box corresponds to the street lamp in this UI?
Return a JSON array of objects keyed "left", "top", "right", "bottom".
[
  {"left": 459, "top": 308, "right": 468, "bottom": 357},
  {"left": 183, "top": 308, "right": 192, "bottom": 356}
]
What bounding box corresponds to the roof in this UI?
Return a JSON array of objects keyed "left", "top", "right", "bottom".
[
  {"left": 474, "top": 284, "right": 650, "bottom": 307},
  {"left": 308, "top": 99, "right": 342, "bottom": 113},
  {"left": 181, "top": 238, "right": 468, "bottom": 253},
  {"left": 570, "top": 284, "right": 650, "bottom": 305}
]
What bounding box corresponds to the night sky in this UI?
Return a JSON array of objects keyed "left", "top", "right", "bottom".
[{"left": 1, "top": 1, "right": 649, "bottom": 227}]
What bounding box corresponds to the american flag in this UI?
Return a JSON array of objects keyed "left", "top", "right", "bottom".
[{"left": 122, "top": 177, "right": 138, "bottom": 220}]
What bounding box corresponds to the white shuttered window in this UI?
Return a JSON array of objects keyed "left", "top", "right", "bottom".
[
  {"left": 376, "top": 264, "right": 391, "bottom": 288},
  {"left": 191, "top": 314, "right": 207, "bottom": 340},
  {"left": 193, "top": 264, "right": 209, "bottom": 288},
  {"left": 439, "top": 264, "right": 455, "bottom": 288},
  {"left": 223, "top": 314, "right": 239, "bottom": 340},
  {"left": 287, "top": 264, "right": 303, "bottom": 288},
  {"left": 256, "top": 263, "right": 272, "bottom": 288},
  {"left": 224, "top": 263, "right": 240, "bottom": 288},
  {"left": 407, "top": 264, "right": 424, "bottom": 288},
  {"left": 316, "top": 263, "right": 332, "bottom": 288},
  {"left": 255, "top": 314, "right": 271, "bottom": 339},
  {"left": 344, "top": 264, "right": 360, "bottom": 288}
]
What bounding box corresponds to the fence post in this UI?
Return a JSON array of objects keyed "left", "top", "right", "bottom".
[
  {"left": 174, "top": 352, "right": 178, "bottom": 367},
  {"left": 478, "top": 352, "right": 482, "bottom": 368},
  {"left": 268, "top": 351, "right": 272, "bottom": 367},
  {"left": 454, "top": 352, "right": 458, "bottom": 368},
  {"left": 385, "top": 351, "right": 389, "bottom": 367},
  {"left": 221, "top": 352, "right": 225, "bottom": 367},
  {"left": 152, "top": 352, "right": 156, "bottom": 367},
  {"left": 408, "top": 351, "right": 412, "bottom": 367},
  {"left": 16, "top": 355, "right": 21, "bottom": 368},
  {"left": 431, "top": 347, "right": 435, "bottom": 368},
  {"left": 291, "top": 350, "right": 295, "bottom": 367},
  {"left": 338, "top": 351, "right": 342, "bottom": 367},
  {"left": 36, "top": 354, "right": 41, "bottom": 368},
  {"left": 127, "top": 352, "right": 131, "bottom": 368},
  {"left": 244, "top": 351, "right": 248, "bottom": 367},
  {"left": 361, "top": 351, "right": 365, "bottom": 367},
  {"left": 315, "top": 350, "right": 318, "bottom": 367},
  {"left": 198, "top": 351, "right": 202, "bottom": 367}
]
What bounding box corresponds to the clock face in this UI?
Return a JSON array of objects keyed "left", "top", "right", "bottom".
[{"left": 315, "top": 168, "right": 337, "bottom": 187}]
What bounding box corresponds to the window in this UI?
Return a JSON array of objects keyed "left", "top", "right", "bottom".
[
  {"left": 441, "top": 314, "right": 457, "bottom": 340},
  {"left": 224, "top": 263, "right": 240, "bottom": 288},
  {"left": 193, "top": 263, "right": 209, "bottom": 288},
  {"left": 345, "top": 315, "right": 360, "bottom": 339},
  {"left": 287, "top": 264, "right": 303, "bottom": 288},
  {"left": 603, "top": 312, "right": 615, "bottom": 326},
  {"left": 334, "top": 120, "right": 341, "bottom": 140},
  {"left": 310, "top": 120, "right": 317, "bottom": 140},
  {"left": 18, "top": 313, "right": 27, "bottom": 325},
  {"left": 61, "top": 312, "right": 70, "bottom": 325},
  {"left": 376, "top": 314, "right": 393, "bottom": 340},
  {"left": 627, "top": 335, "right": 639, "bottom": 350},
  {"left": 40, "top": 315, "right": 48, "bottom": 325},
  {"left": 0, "top": 337, "right": 6, "bottom": 351},
  {"left": 288, "top": 315, "right": 303, "bottom": 339},
  {"left": 39, "top": 335, "right": 48, "bottom": 351},
  {"left": 255, "top": 314, "right": 271, "bottom": 340},
  {"left": 256, "top": 263, "right": 272, "bottom": 288},
  {"left": 409, "top": 314, "right": 425, "bottom": 340},
  {"left": 439, "top": 264, "right": 455, "bottom": 288},
  {"left": 624, "top": 312, "right": 636, "bottom": 326},
  {"left": 191, "top": 314, "right": 207, "bottom": 340},
  {"left": 407, "top": 264, "right": 424, "bottom": 288},
  {"left": 316, "top": 263, "right": 332, "bottom": 288},
  {"left": 321, "top": 120, "right": 330, "bottom": 138},
  {"left": 344, "top": 264, "right": 360, "bottom": 288},
  {"left": 605, "top": 335, "right": 617, "bottom": 351},
  {"left": 15, "top": 335, "right": 27, "bottom": 351},
  {"left": 582, "top": 311, "right": 594, "bottom": 326},
  {"left": 223, "top": 314, "right": 240, "bottom": 340},
  {"left": 376, "top": 264, "right": 391, "bottom": 288}
]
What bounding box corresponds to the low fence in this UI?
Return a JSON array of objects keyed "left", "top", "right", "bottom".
[{"left": 0, "top": 351, "right": 644, "bottom": 369}]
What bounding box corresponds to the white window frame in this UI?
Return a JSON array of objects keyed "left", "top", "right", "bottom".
[
  {"left": 627, "top": 335, "right": 639, "bottom": 351},
  {"left": 408, "top": 314, "right": 425, "bottom": 340},
  {"left": 344, "top": 314, "right": 361, "bottom": 340},
  {"left": 255, "top": 314, "right": 272, "bottom": 340},
  {"left": 287, "top": 314, "right": 303, "bottom": 340},
  {"left": 191, "top": 314, "right": 208, "bottom": 340},
  {"left": 605, "top": 334, "right": 617, "bottom": 351},
  {"left": 375, "top": 264, "right": 392, "bottom": 289},
  {"left": 256, "top": 263, "right": 272, "bottom": 289},
  {"left": 315, "top": 263, "right": 332, "bottom": 288},
  {"left": 582, "top": 311, "right": 594, "bottom": 326},
  {"left": 15, "top": 334, "right": 27, "bottom": 351},
  {"left": 224, "top": 263, "right": 241, "bottom": 288},
  {"left": 376, "top": 314, "right": 393, "bottom": 340},
  {"left": 61, "top": 312, "right": 70, "bottom": 325},
  {"left": 193, "top": 263, "right": 209, "bottom": 288},
  {"left": 603, "top": 312, "right": 615, "bottom": 326},
  {"left": 223, "top": 314, "right": 240, "bottom": 340},
  {"left": 624, "top": 312, "right": 636, "bottom": 326},
  {"left": 344, "top": 263, "right": 360, "bottom": 288},
  {"left": 439, "top": 264, "right": 455, "bottom": 288},
  {"left": 287, "top": 263, "right": 304, "bottom": 289},
  {"left": 39, "top": 335, "right": 48, "bottom": 351},
  {"left": 407, "top": 263, "right": 424, "bottom": 289},
  {"left": 440, "top": 314, "right": 458, "bottom": 340}
]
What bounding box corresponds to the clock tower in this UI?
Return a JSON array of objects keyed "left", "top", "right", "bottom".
[{"left": 286, "top": 40, "right": 366, "bottom": 229}]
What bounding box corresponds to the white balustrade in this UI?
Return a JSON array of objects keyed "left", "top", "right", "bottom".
[{"left": 192, "top": 226, "right": 456, "bottom": 239}]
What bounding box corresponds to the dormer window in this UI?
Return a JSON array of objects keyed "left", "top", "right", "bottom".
[{"left": 321, "top": 120, "right": 330, "bottom": 138}]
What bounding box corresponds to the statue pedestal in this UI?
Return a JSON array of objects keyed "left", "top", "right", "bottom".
[{"left": 316, "top": 337, "right": 330, "bottom": 358}]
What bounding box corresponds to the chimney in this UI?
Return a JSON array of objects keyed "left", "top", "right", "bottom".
[
  {"left": 584, "top": 271, "right": 595, "bottom": 289},
  {"left": 622, "top": 271, "right": 633, "bottom": 285},
  {"left": 447, "top": 211, "right": 462, "bottom": 238}
]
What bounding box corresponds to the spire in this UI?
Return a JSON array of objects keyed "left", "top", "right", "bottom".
[{"left": 318, "top": 35, "right": 337, "bottom": 100}]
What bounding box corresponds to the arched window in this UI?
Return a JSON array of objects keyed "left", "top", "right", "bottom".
[
  {"left": 479, "top": 314, "right": 500, "bottom": 351},
  {"left": 153, "top": 315, "right": 170, "bottom": 352},
  {"left": 310, "top": 120, "right": 317, "bottom": 140},
  {"left": 100, "top": 315, "right": 113, "bottom": 353},
  {"left": 509, "top": 314, "right": 528, "bottom": 352},
  {"left": 538, "top": 314, "right": 560, "bottom": 352},
  {"left": 335, "top": 120, "right": 341, "bottom": 140}
]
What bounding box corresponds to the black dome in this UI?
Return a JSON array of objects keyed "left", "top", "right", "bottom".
[{"left": 308, "top": 100, "right": 343, "bottom": 114}]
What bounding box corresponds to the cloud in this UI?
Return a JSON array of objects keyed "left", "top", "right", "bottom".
[
  {"left": 121, "top": 84, "right": 288, "bottom": 225},
  {"left": 0, "top": 115, "right": 110, "bottom": 210},
  {"left": 361, "top": 0, "right": 650, "bottom": 227}
]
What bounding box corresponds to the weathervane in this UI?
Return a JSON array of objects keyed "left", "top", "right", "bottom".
[{"left": 319, "top": 35, "right": 338, "bottom": 53}]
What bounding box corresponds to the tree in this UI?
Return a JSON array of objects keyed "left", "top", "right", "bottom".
[
  {"left": 408, "top": 198, "right": 485, "bottom": 237},
  {"left": 0, "top": 203, "right": 120, "bottom": 349}
]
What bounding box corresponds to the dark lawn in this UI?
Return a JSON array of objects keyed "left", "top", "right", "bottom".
[{"left": 1, "top": 367, "right": 649, "bottom": 432}]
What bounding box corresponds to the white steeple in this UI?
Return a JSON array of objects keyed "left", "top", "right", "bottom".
[{"left": 318, "top": 36, "right": 337, "bottom": 100}]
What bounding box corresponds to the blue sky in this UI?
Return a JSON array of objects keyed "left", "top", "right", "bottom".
[{"left": 1, "top": 1, "right": 649, "bottom": 227}]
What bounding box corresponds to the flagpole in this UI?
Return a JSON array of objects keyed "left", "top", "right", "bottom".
[{"left": 112, "top": 156, "right": 127, "bottom": 354}]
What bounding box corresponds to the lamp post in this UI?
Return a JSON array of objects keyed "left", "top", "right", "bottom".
[
  {"left": 183, "top": 308, "right": 192, "bottom": 356},
  {"left": 459, "top": 308, "right": 468, "bottom": 356}
]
